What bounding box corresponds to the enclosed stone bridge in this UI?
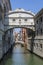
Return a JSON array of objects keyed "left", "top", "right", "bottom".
[{"left": 4, "top": 8, "right": 35, "bottom": 31}]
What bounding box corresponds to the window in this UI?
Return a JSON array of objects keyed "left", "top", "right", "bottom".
[
  {"left": 40, "top": 44, "right": 42, "bottom": 48},
  {"left": 13, "top": 19, "right": 15, "bottom": 21},
  {"left": 41, "top": 28, "right": 42, "bottom": 35},
  {"left": 36, "top": 20, "right": 38, "bottom": 24},
  {"left": 25, "top": 19, "right": 27, "bottom": 21},
  {"left": 40, "top": 17, "right": 42, "bottom": 22},
  {"left": 19, "top": 19, "right": 21, "bottom": 21}
]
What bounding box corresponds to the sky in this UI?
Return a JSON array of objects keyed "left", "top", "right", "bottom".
[{"left": 10, "top": 0, "right": 43, "bottom": 14}]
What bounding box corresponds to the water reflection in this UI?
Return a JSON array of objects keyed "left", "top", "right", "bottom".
[{"left": 0, "top": 44, "right": 43, "bottom": 65}]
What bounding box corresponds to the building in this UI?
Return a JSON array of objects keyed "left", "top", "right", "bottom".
[
  {"left": 0, "top": 0, "right": 11, "bottom": 60},
  {"left": 34, "top": 8, "right": 43, "bottom": 58}
]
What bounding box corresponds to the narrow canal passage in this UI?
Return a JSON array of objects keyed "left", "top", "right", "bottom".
[{"left": 0, "top": 44, "right": 43, "bottom": 65}]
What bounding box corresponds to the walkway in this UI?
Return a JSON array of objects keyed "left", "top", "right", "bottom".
[{"left": 0, "top": 44, "right": 43, "bottom": 65}]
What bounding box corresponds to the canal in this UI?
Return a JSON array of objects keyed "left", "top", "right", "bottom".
[{"left": 0, "top": 44, "right": 43, "bottom": 65}]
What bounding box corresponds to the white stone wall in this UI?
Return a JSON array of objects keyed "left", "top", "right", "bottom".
[
  {"left": 8, "top": 11, "right": 34, "bottom": 26},
  {"left": 4, "top": 8, "right": 35, "bottom": 31}
]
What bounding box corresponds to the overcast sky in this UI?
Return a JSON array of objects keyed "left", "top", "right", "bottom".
[{"left": 10, "top": 0, "right": 43, "bottom": 14}]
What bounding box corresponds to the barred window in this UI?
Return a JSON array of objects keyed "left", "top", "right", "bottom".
[
  {"left": 13, "top": 19, "right": 15, "bottom": 21},
  {"left": 40, "top": 44, "right": 42, "bottom": 48},
  {"left": 25, "top": 19, "right": 27, "bottom": 21}
]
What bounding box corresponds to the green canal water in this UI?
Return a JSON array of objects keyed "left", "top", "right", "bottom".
[{"left": 0, "top": 44, "right": 43, "bottom": 65}]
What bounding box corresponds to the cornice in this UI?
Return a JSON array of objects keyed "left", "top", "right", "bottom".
[
  {"left": 6, "top": 11, "right": 35, "bottom": 16},
  {"left": 5, "top": 17, "right": 34, "bottom": 19}
]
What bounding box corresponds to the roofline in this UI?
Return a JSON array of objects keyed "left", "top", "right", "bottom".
[
  {"left": 6, "top": 11, "right": 35, "bottom": 16},
  {"left": 8, "top": 0, "right": 12, "bottom": 10},
  {"left": 34, "top": 8, "right": 43, "bottom": 19}
]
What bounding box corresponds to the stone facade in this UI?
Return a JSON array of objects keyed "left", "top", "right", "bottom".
[
  {"left": 34, "top": 9, "right": 43, "bottom": 58},
  {"left": 3, "top": 29, "right": 13, "bottom": 54},
  {"left": 0, "top": 0, "right": 11, "bottom": 60}
]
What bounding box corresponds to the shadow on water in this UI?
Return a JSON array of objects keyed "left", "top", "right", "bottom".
[
  {"left": 28, "top": 53, "right": 43, "bottom": 65},
  {"left": 0, "top": 49, "right": 13, "bottom": 65},
  {"left": 28, "top": 54, "right": 35, "bottom": 65}
]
